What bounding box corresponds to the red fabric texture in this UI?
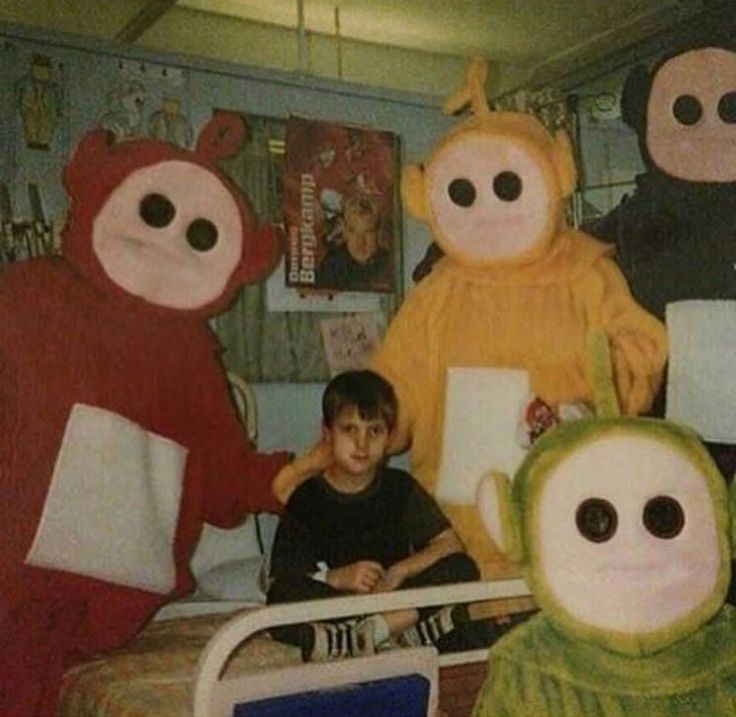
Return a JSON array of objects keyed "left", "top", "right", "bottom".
[{"left": 0, "top": 117, "right": 288, "bottom": 716}]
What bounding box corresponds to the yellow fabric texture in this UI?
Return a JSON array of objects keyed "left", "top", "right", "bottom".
[{"left": 370, "top": 228, "right": 667, "bottom": 577}]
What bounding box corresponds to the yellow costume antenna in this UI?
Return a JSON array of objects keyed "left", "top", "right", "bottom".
[{"left": 442, "top": 55, "right": 491, "bottom": 118}]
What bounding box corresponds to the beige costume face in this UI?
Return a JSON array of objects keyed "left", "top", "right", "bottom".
[
  {"left": 93, "top": 160, "right": 243, "bottom": 309},
  {"left": 425, "top": 130, "right": 554, "bottom": 265},
  {"left": 647, "top": 47, "right": 736, "bottom": 182},
  {"left": 478, "top": 416, "right": 731, "bottom": 654},
  {"left": 536, "top": 433, "right": 721, "bottom": 635}
]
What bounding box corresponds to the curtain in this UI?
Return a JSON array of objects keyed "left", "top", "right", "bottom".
[{"left": 214, "top": 115, "right": 330, "bottom": 382}]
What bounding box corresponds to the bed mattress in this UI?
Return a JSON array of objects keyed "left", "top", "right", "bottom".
[{"left": 59, "top": 612, "right": 301, "bottom": 717}]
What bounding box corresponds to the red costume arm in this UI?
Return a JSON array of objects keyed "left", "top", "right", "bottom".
[{"left": 186, "top": 344, "right": 290, "bottom": 525}]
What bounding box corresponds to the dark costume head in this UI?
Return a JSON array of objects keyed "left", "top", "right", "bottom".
[{"left": 621, "top": 37, "right": 736, "bottom": 183}]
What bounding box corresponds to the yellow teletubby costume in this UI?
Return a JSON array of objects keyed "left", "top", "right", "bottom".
[{"left": 370, "top": 58, "right": 668, "bottom": 582}]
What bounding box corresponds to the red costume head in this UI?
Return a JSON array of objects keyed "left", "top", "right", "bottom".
[{"left": 60, "top": 112, "right": 280, "bottom": 316}]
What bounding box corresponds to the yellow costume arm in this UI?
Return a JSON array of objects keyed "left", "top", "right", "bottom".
[
  {"left": 272, "top": 438, "right": 333, "bottom": 504},
  {"left": 588, "top": 257, "right": 668, "bottom": 415}
]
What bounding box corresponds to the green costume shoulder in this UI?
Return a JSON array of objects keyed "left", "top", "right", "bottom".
[{"left": 473, "top": 606, "right": 736, "bottom": 717}]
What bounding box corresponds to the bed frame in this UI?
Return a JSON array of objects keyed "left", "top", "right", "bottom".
[{"left": 194, "top": 577, "right": 531, "bottom": 717}]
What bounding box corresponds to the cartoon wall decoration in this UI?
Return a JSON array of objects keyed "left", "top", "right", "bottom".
[
  {"left": 585, "top": 38, "right": 736, "bottom": 475},
  {"left": 370, "top": 57, "right": 668, "bottom": 579},
  {"left": 2, "top": 45, "right": 65, "bottom": 268},
  {"left": 0, "top": 112, "right": 291, "bottom": 716},
  {"left": 473, "top": 334, "right": 736, "bottom": 716},
  {"left": 98, "top": 77, "right": 147, "bottom": 140},
  {"left": 319, "top": 313, "right": 383, "bottom": 376},
  {"left": 16, "top": 53, "right": 62, "bottom": 150},
  {"left": 148, "top": 95, "right": 193, "bottom": 148},
  {"left": 98, "top": 60, "right": 191, "bottom": 146}
]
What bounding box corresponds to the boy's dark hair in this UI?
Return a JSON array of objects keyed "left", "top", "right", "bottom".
[{"left": 322, "top": 370, "right": 397, "bottom": 431}]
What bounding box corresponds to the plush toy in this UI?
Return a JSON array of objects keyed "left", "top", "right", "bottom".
[
  {"left": 472, "top": 334, "right": 736, "bottom": 716},
  {"left": 370, "top": 57, "right": 668, "bottom": 578},
  {"left": 0, "top": 113, "right": 292, "bottom": 716},
  {"left": 585, "top": 39, "right": 736, "bottom": 478}
]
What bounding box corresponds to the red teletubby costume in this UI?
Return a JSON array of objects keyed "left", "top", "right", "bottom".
[{"left": 0, "top": 113, "right": 289, "bottom": 716}]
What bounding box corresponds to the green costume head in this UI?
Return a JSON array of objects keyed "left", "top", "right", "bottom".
[{"left": 477, "top": 332, "right": 735, "bottom": 656}]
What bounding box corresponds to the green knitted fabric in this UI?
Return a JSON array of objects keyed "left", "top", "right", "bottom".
[{"left": 472, "top": 606, "right": 736, "bottom": 717}]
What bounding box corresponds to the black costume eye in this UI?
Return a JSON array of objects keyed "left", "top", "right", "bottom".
[
  {"left": 643, "top": 496, "right": 685, "bottom": 539},
  {"left": 493, "top": 171, "right": 522, "bottom": 202},
  {"left": 186, "top": 218, "right": 219, "bottom": 252},
  {"left": 448, "top": 178, "right": 476, "bottom": 207},
  {"left": 672, "top": 95, "right": 703, "bottom": 126},
  {"left": 140, "top": 193, "right": 176, "bottom": 228},
  {"left": 576, "top": 498, "right": 618, "bottom": 543},
  {"left": 718, "top": 92, "right": 736, "bottom": 124}
]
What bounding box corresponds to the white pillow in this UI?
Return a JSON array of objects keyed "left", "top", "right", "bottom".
[
  {"left": 197, "top": 556, "right": 268, "bottom": 602},
  {"left": 191, "top": 514, "right": 280, "bottom": 577},
  {"left": 190, "top": 520, "right": 257, "bottom": 577}
]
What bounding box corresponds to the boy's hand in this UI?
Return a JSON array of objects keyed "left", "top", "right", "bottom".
[
  {"left": 327, "top": 561, "right": 384, "bottom": 593},
  {"left": 372, "top": 562, "right": 409, "bottom": 593}
]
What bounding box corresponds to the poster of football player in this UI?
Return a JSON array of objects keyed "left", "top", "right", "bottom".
[{"left": 283, "top": 115, "right": 399, "bottom": 293}]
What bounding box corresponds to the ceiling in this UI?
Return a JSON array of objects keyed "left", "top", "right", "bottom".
[
  {"left": 176, "top": 0, "right": 694, "bottom": 60},
  {"left": 0, "top": 0, "right": 728, "bottom": 96}
]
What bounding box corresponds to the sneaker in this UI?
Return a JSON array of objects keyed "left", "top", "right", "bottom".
[
  {"left": 376, "top": 635, "right": 402, "bottom": 653},
  {"left": 401, "top": 604, "right": 469, "bottom": 647},
  {"left": 303, "top": 619, "right": 376, "bottom": 662}
]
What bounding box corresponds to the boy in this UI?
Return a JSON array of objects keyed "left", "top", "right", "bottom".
[{"left": 267, "top": 369, "right": 480, "bottom": 662}]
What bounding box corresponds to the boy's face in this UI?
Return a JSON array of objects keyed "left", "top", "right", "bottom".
[{"left": 324, "top": 406, "right": 391, "bottom": 480}]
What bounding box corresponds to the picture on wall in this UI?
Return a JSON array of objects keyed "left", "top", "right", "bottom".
[
  {"left": 16, "top": 53, "right": 62, "bottom": 151},
  {"left": 97, "top": 60, "right": 191, "bottom": 146},
  {"left": 283, "top": 115, "right": 399, "bottom": 294},
  {"left": 319, "top": 313, "right": 383, "bottom": 376}
]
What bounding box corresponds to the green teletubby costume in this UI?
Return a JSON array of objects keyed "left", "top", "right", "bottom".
[{"left": 472, "top": 333, "right": 736, "bottom": 716}]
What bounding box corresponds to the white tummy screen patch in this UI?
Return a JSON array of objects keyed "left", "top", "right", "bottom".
[
  {"left": 435, "top": 367, "right": 529, "bottom": 505},
  {"left": 666, "top": 300, "right": 736, "bottom": 444},
  {"left": 26, "top": 403, "right": 188, "bottom": 594}
]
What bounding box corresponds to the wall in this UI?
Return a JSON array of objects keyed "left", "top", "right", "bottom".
[
  {"left": 573, "top": 69, "right": 645, "bottom": 224},
  {"left": 1, "top": 21, "right": 450, "bottom": 462}
]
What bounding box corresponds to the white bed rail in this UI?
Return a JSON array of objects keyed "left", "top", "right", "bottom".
[{"left": 193, "top": 576, "right": 531, "bottom": 717}]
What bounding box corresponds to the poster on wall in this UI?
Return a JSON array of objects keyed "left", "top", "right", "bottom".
[{"left": 283, "top": 115, "right": 399, "bottom": 294}]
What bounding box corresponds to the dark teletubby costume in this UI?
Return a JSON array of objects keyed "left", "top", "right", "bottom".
[{"left": 584, "top": 39, "right": 736, "bottom": 479}]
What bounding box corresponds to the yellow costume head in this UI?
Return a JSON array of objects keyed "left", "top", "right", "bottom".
[{"left": 402, "top": 56, "right": 577, "bottom": 268}]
